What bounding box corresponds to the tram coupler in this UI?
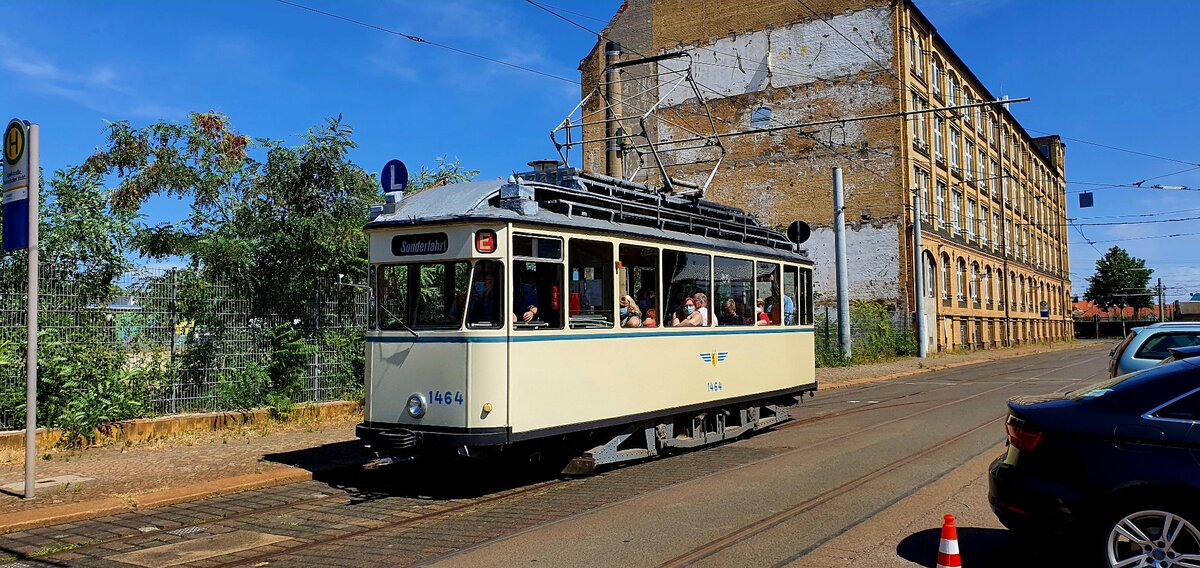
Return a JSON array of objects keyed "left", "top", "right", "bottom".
[{"left": 363, "top": 455, "right": 416, "bottom": 470}]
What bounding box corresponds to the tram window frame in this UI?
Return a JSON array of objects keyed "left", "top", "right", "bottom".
[
  {"left": 783, "top": 265, "right": 800, "bottom": 326},
  {"left": 568, "top": 239, "right": 615, "bottom": 330},
  {"left": 512, "top": 233, "right": 565, "bottom": 331},
  {"left": 618, "top": 244, "right": 659, "bottom": 328},
  {"left": 662, "top": 249, "right": 712, "bottom": 328},
  {"left": 375, "top": 261, "right": 470, "bottom": 331},
  {"left": 714, "top": 256, "right": 754, "bottom": 327},
  {"left": 465, "top": 260, "right": 504, "bottom": 329},
  {"left": 755, "top": 262, "right": 782, "bottom": 326},
  {"left": 801, "top": 267, "right": 814, "bottom": 324}
]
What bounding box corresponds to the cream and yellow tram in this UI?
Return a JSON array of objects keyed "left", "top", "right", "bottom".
[{"left": 356, "top": 167, "right": 815, "bottom": 472}]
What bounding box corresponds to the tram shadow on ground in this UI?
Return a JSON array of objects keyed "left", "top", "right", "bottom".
[
  {"left": 896, "top": 527, "right": 1073, "bottom": 566},
  {"left": 263, "top": 441, "right": 567, "bottom": 503}
]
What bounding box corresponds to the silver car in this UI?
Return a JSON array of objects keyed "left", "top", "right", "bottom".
[{"left": 1108, "top": 321, "right": 1200, "bottom": 376}]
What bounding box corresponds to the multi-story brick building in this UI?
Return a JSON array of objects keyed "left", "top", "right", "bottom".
[{"left": 577, "top": 0, "right": 1071, "bottom": 350}]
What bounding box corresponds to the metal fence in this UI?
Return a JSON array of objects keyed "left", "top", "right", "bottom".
[
  {"left": 0, "top": 265, "right": 367, "bottom": 430},
  {"left": 813, "top": 303, "right": 916, "bottom": 366}
]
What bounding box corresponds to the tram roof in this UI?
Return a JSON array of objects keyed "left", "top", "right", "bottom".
[{"left": 367, "top": 175, "right": 811, "bottom": 264}]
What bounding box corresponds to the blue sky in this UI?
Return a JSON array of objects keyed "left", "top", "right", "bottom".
[{"left": 3, "top": 1, "right": 1199, "bottom": 302}]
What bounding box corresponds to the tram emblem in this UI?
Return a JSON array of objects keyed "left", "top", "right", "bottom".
[{"left": 699, "top": 352, "right": 728, "bottom": 366}]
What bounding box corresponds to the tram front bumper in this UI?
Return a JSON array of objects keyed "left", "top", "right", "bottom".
[{"left": 356, "top": 422, "right": 510, "bottom": 454}]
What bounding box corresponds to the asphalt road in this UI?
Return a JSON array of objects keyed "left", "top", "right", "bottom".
[{"left": 0, "top": 344, "right": 1109, "bottom": 568}]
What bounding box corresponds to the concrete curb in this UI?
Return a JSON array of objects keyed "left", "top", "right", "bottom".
[
  {"left": 0, "top": 401, "right": 362, "bottom": 453},
  {"left": 818, "top": 341, "right": 1102, "bottom": 391},
  {"left": 0, "top": 468, "right": 315, "bottom": 534}
]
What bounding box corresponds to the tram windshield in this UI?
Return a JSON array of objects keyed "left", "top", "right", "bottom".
[{"left": 376, "top": 262, "right": 469, "bottom": 331}]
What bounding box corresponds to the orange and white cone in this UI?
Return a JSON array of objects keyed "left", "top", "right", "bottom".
[{"left": 936, "top": 514, "right": 962, "bottom": 568}]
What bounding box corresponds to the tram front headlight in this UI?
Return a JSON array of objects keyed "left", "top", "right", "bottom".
[{"left": 406, "top": 393, "right": 427, "bottom": 419}]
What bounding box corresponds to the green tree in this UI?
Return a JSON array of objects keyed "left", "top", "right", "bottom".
[{"left": 1084, "top": 246, "right": 1153, "bottom": 311}]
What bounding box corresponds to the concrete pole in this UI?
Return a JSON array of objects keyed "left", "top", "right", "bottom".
[
  {"left": 25, "top": 123, "right": 39, "bottom": 500},
  {"left": 833, "top": 167, "right": 851, "bottom": 359},
  {"left": 1158, "top": 278, "right": 1164, "bottom": 322},
  {"left": 604, "top": 41, "right": 623, "bottom": 178},
  {"left": 913, "top": 192, "right": 927, "bottom": 357}
]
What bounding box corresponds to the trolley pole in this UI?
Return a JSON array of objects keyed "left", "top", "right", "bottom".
[
  {"left": 912, "top": 192, "right": 927, "bottom": 358},
  {"left": 833, "top": 167, "right": 851, "bottom": 359}
]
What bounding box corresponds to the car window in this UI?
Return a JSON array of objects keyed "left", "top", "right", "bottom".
[
  {"left": 1151, "top": 389, "right": 1200, "bottom": 421},
  {"left": 1134, "top": 332, "right": 1200, "bottom": 360}
]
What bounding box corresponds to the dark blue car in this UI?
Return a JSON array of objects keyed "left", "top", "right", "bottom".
[{"left": 989, "top": 345, "right": 1200, "bottom": 567}]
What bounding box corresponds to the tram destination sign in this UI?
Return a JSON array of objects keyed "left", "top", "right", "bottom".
[{"left": 392, "top": 233, "right": 449, "bottom": 256}]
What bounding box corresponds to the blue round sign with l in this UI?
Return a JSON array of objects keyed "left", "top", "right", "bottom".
[{"left": 381, "top": 159, "right": 408, "bottom": 193}]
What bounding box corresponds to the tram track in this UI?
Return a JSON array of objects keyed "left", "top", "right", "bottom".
[{"left": 1, "top": 351, "right": 1107, "bottom": 567}]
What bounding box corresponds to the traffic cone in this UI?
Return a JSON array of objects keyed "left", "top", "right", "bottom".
[{"left": 936, "top": 514, "right": 962, "bottom": 568}]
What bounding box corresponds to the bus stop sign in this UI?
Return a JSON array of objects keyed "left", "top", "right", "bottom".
[{"left": 3, "top": 119, "right": 31, "bottom": 251}]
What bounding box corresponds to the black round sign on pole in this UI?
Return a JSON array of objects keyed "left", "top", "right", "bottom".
[{"left": 787, "top": 220, "right": 811, "bottom": 244}]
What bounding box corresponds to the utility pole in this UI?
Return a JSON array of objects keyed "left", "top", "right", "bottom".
[
  {"left": 833, "top": 167, "right": 851, "bottom": 359},
  {"left": 1158, "top": 278, "right": 1165, "bottom": 322},
  {"left": 912, "top": 190, "right": 927, "bottom": 357}
]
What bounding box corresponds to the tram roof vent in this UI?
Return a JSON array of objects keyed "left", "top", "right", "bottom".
[{"left": 500, "top": 178, "right": 538, "bottom": 216}]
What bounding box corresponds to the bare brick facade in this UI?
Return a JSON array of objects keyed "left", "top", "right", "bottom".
[{"left": 579, "top": 0, "right": 1071, "bottom": 350}]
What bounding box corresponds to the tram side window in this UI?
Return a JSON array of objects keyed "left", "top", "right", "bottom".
[
  {"left": 512, "top": 234, "right": 565, "bottom": 331},
  {"left": 783, "top": 265, "right": 799, "bottom": 326},
  {"left": 801, "top": 267, "right": 814, "bottom": 324},
  {"left": 568, "top": 239, "right": 614, "bottom": 329},
  {"left": 465, "top": 260, "right": 503, "bottom": 329},
  {"left": 663, "top": 249, "right": 712, "bottom": 327},
  {"left": 756, "top": 262, "right": 782, "bottom": 326},
  {"left": 714, "top": 257, "right": 754, "bottom": 326},
  {"left": 618, "top": 244, "right": 659, "bottom": 328},
  {"left": 376, "top": 262, "right": 469, "bottom": 331}
]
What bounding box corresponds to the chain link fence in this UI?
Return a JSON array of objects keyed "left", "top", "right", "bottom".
[{"left": 0, "top": 265, "right": 366, "bottom": 431}]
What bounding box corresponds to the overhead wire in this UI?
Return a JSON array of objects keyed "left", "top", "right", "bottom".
[
  {"left": 274, "top": 0, "right": 579, "bottom": 84},
  {"left": 1025, "top": 128, "right": 1200, "bottom": 167}
]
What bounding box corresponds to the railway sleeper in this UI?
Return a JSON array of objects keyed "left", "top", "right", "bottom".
[{"left": 561, "top": 402, "right": 794, "bottom": 475}]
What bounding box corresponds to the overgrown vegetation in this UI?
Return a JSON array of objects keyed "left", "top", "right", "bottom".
[
  {"left": 0, "top": 112, "right": 476, "bottom": 439},
  {"left": 814, "top": 300, "right": 917, "bottom": 367}
]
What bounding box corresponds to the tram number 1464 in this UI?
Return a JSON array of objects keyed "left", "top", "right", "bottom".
[
  {"left": 429, "top": 391, "right": 465, "bottom": 405},
  {"left": 707, "top": 381, "right": 724, "bottom": 392}
]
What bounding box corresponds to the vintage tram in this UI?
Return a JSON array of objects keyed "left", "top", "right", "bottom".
[{"left": 356, "top": 166, "right": 815, "bottom": 472}]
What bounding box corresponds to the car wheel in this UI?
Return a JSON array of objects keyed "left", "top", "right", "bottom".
[{"left": 1103, "top": 508, "right": 1200, "bottom": 568}]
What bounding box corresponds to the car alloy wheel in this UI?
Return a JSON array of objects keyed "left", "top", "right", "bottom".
[{"left": 1106, "top": 509, "right": 1200, "bottom": 568}]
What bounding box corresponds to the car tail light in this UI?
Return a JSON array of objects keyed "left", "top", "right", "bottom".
[
  {"left": 475, "top": 230, "right": 496, "bottom": 253},
  {"left": 1006, "top": 420, "right": 1043, "bottom": 452}
]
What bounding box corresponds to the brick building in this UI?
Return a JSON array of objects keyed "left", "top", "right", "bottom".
[{"left": 577, "top": 0, "right": 1071, "bottom": 350}]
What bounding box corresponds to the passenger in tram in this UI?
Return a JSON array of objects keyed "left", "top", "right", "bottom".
[
  {"left": 466, "top": 273, "right": 498, "bottom": 325},
  {"left": 756, "top": 298, "right": 771, "bottom": 325},
  {"left": 619, "top": 295, "right": 643, "bottom": 328},
  {"left": 672, "top": 297, "right": 704, "bottom": 327},
  {"left": 636, "top": 287, "right": 655, "bottom": 314},
  {"left": 643, "top": 307, "right": 658, "bottom": 328},
  {"left": 783, "top": 294, "right": 796, "bottom": 325},
  {"left": 692, "top": 292, "right": 710, "bottom": 326},
  {"left": 718, "top": 298, "right": 743, "bottom": 326},
  {"left": 516, "top": 273, "right": 540, "bottom": 322}
]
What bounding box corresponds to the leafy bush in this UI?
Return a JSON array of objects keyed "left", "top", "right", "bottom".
[
  {"left": 814, "top": 301, "right": 917, "bottom": 367},
  {"left": 212, "top": 361, "right": 270, "bottom": 411}
]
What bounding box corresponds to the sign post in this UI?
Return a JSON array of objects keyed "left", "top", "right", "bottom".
[{"left": 4, "top": 118, "right": 38, "bottom": 499}]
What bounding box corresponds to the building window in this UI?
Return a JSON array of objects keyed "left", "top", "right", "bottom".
[
  {"left": 992, "top": 212, "right": 1000, "bottom": 249},
  {"left": 967, "top": 198, "right": 977, "bottom": 240},
  {"left": 956, "top": 258, "right": 966, "bottom": 301},
  {"left": 1005, "top": 220, "right": 1013, "bottom": 251},
  {"left": 977, "top": 149, "right": 987, "bottom": 189},
  {"left": 941, "top": 253, "right": 951, "bottom": 299},
  {"left": 951, "top": 190, "right": 963, "bottom": 235},
  {"left": 989, "top": 160, "right": 998, "bottom": 196},
  {"left": 950, "top": 128, "right": 960, "bottom": 169},
  {"left": 980, "top": 205, "right": 990, "bottom": 243},
  {"left": 924, "top": 252, "right": 937, "bottom": 298},
  {"left": 750, "top": 105, "right": 772, "bottom": 128},
  {"left": 932, "top": 58, "right": 942, "bottom": 97},
  {"left": 964, "top": 140, "right": 974, "bottom": 180},
  {"left": 983, "top": 267, "right": 992, "bottom": 303},
  {"left": 963, "top": 90, "right": 973, "bottom": 125},
  {"left": 936, "top": 181, "right": 947, "bottom": 228},
  {"left": 910, "top": 30, "right": 924, "bottom": 77},
  {"left": 934, "top": 115, "right": 945, "bottom": 161},
  {"left": 912, "top": 94, "right": 928, "bottom": 147},
  {"left": 970, "top": 263, "right": 980, "bottom": 302},
  {"left": 915, "top": 166, "right": 930, "bottom": 219},
  {"left": 947, "top": 74, "right": 958, "bottom": 108}
]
